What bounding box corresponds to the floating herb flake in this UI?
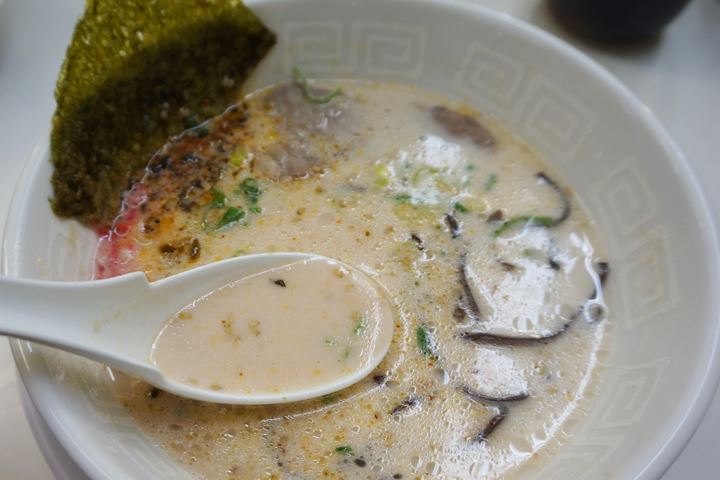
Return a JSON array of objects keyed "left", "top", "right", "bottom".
[
  {"left": 374, "top": 165, "right": 390, "bottom": 187},
  {"left": 493, "top": 215, "right": 554, "bottom": 237},
  {"left": 230, "top": 147, "right": 247, "bottom": 167},
  {"left": 335, "top": 445, "right": 353, "bottom": 455},
  {"left": 353, "top": 318, "right": 367, "bottom": 336},
  {"left": 321, "top": 394, "right": 337, "bottom": 405},
  {"left": 210, "top": 188, "right": 226, "bottom": 208},
  {"left": 453, "top": 202, "right": 469, "bottom": 213},
  {"left": 292, "top": 66, "right": 341, "bottom": 104},
  {"left": 416, "top": 326, "right": 435, "bottom": 357},
  {"left": 394, "top": 193, "right": 412, "bottom": 204},
  {"left": 239, "top": 177, "right": 262, "bottom": 205},
  {"left": 484, "top": 173, "right": 498, "bottom": 191},
  {"left": 214, "top": 207, "right": 245, "bottom": 230}
]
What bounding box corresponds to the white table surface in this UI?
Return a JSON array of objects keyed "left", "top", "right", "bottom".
[{"left": 0, "top": 0, "right": 718, "bottom": 478}]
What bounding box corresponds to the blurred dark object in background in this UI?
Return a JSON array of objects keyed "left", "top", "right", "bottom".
[{"left": 548, "top": 0, "right": 691, "bottom": 41}]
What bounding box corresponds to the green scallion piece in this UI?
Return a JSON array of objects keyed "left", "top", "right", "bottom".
[
  {"left": 453, "top": 202, "right": 469, "bottom": 213},
  {"left": 210, "top": 188, "right": 226, "bottom": 208},
  {"left": 493, "top": 215, "right": 554, "bottom": 237},
  {"left": 292, "top": 67, "right": 341, "bottom": 104},
  {"left": 335, "top": 445, "right": 353, "bottom": 455},
  {"left": 238, "top": 177, "right": 262, "bottom": 205},
  {"left": 230, "top": 146, "right": 247, "bottom": 167},
  {"left": 214, "top": 206, "right": 245, "bottom": 230},
  {"left": 394, "top": 193, "right": 412, "bottom": 204},
  {"left": 484, "top": 173, "right": 498, "bottom": 191},
  {"left": 353, "top": 319, "right": 366, "bottom": 336},
  {"left": 321, "top": 394, "right": 337, "bottom": 405},
  {"left": 416, "top": 326, "right": 435, "bottom": 357}
]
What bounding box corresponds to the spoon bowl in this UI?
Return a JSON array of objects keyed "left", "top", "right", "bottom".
[{"left": 0, "top": 253, "right": 394, "bottom": 404}]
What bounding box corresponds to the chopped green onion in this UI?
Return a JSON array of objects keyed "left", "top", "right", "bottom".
[
  {"left": 416, "top": 326, "right": 435, "bottom": 357},
  {"left": 210, "top": 188, "right": 226, "bottom": 208},
  {"left": 238, "top": 177, "right": 262, "bottom": 205},
  {"left": 214, "top": 207, "right": 245, "bottom": 230},
  {"left": 411, "top": 166, "right": 439, "bottom": 185},
  {"left": 292, "top": 67, "right": 341, "bottom": 104},
  {"left": 374, "top": 164, "right": 390, "bottom": 187},
  {"left": 230, "top": 146, "right": 247, "bottom": 166},
  {"left": 453, "top": 202, "right": 469, "bottom": 213},
  {"left": 484, "top": 173, "right": 498, "bottom": 191},
  {"left": 335, "top": 445, "right": 353, "bottom": 455},
  {"left": 249, "top": 206, "right": 262, "bottom": 214},
  {"left": 321, "top": 394, "right": 337, "bottom": 405},
  {"left": 394, "top": 193, "right": 412, "bottom": 204},
  {"left": 325, "top": 336, "right": 337, "bottom": 346},
  {"left": 353, "top": 318, "right": 366, "bottom": 336},
  {"left": 493, "top": 215, "right": 554, "bottom": 237}
]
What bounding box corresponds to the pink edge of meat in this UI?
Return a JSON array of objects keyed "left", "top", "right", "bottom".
[{"left": 94, "top": 186, "right": 146, "bottom": 279}]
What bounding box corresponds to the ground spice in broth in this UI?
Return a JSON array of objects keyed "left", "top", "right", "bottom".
[{"left": 98, "top": 78, "right": 610, "bottom": 479}]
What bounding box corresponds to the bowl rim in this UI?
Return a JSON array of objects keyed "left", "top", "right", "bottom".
[{"left": 4, "top": 0, "right": 720, "bottom": 478}]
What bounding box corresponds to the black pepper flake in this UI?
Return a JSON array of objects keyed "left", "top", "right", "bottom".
[
  {"left": 273, "top": 279, "right": 287, "bottom": 287},
  {"left": 390, "top": 397, "right": 419, "bottom": 415},
  {"left": 148, "top": 387, "right": 161, "bottom": 399},
  {"left": 189, "top": 238, "right": 201, "bottom": 261},
  {"left": 182, "top": 153, "right": 200, "bottom": 165},
  {"left": 444, "top": 213, "right": 461, "bottom": 239},
  {"left": 159, "top": 244, "right": 176, "bottom": 255},
  {"left": 149, "top": 155, "right": 172, "bottom": 173},
  {"left": 499, "top": 261, "right": 516, "bottom": 272},
  {"left": 548, "top": 258, "right": 561, "bottom": 270},
  {"left": 354, "top": 458, "right": 367, "bottom": 468},
  {"left": 393, "top": 475, "right": 403, "bottom": 479},
  {"left": 372, "top": 374, "right": 387, "bottom": 385},
  {"left": 410, "top": 233, "right": 425, "bottom": 251}
]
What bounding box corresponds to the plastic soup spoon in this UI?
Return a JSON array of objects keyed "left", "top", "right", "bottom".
[{"left": 0, "top": 253, "right": 394, "bottom": 404}]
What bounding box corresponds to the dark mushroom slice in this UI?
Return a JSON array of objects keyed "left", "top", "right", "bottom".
[
  {"left": 536, "top": 172, "right": 571, "bottom": 227},
  {"left": 390, "top": 396, "right": 421, "bottom": 415},
  {"left": 410, "top": 233, "right": 425, "bottom": 251},
  {"left": 445, "top": 212, "right": 461, "bottom": 239},
  {"left": 460, "top": 261, "right": 610, "bottom": 344},
  {"left": 460, "top": 327, "right": 567, "bottom": 345},
  {"left": 458, "top": 253, "right": 482, "bottom": 322},
  {"left": 430, "top": 105, "right": 496, "bottom": 149},
  {"left": 475, "top": 404, "right": 509, "bottom": 444},
  {"left": 493, "top": 172, "right": 572, "bottom": 236},
  {"left": 460, "top": 385, "right": 529, "bottom": 403}
]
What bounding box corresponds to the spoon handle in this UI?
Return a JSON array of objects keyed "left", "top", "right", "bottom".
[{"left": 0, "top": 273, "right": 162, "bottom": 380}]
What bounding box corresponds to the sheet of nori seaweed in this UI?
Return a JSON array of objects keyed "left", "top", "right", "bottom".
[{"left": 51, "top": 0, "right": 276, "bottom": 225}]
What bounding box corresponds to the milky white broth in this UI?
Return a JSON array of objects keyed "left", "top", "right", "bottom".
[
  {"left": 151, "top": 257, "right": 394, "bottom": 395},
  {"left": 98, "top": 79, "right": 610, "bottom": 479}
]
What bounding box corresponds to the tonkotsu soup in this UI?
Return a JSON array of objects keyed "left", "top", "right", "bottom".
[{"left": 96, "top": 78, "right": 610, "bottom": 479}]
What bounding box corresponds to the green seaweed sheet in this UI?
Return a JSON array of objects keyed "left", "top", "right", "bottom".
[{"left": 51, "top": 0, "right": 276, "bottom": 225}]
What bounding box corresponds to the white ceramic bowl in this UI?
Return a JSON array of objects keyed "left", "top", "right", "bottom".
[{"left": 3, "top": 0, "right": 719, "bottom": 478}]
